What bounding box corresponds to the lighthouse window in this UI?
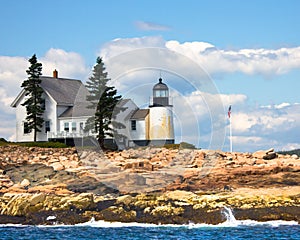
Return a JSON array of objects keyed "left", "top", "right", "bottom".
[
  {"left": 155, "top": 90, "right": 167, "bottom": 97},
  {"left": 131, "top": 120, "right": 136, "bottom": 131}
]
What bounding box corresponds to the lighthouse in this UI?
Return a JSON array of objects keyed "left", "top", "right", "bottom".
[
  {"left": 149, "top": 77, "right": 175, "bottom": 145},
  {"left": 117, "top": 77, "right": 175, "bottom": 148}
]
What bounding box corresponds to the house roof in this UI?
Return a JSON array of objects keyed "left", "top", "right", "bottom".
[
  {"left": 40, "top": 76, "right": 84, "bottom": 105},
  {"left": 130, "top": 109, "right": 149, "bottom": 120},
  {"left": 58, "top": 102, "right": 95, "bottom": 118},
  {"left": 116, "top": 99, "right": 131, "bottom": 108},
  {"left": 59, "top": 98, "right": 134, "bottom": 119},
  {"left": 11, "top": 76, "right": 87, "bottom": 107}
]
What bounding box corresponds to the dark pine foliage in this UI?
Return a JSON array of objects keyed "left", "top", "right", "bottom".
[
  {"left": 21, "top": 54, "right": 44, "bottom": 142},
  {"left": 279, "top": 149, "right": 300, "bottom": 157},
  {"left": 85, "top": 57, "right": 124, "bottom": 149}
]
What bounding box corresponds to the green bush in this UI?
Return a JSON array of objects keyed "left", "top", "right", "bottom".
[
  {"left": 163, "top": 143, "right": 180, "bottom": 149},
  {"left": 164, "top": 142, "right": 197, "bottom": 150},
  {"left": 17, "top": 141, "right": 69, "bottom": 148},
  {"left": 179, "top": 142, "right": 197, "bottom": 149}
]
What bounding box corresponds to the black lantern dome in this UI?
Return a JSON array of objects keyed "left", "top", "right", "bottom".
[{"left": 151, "top": 78, "right": 170, "bottom": 107}]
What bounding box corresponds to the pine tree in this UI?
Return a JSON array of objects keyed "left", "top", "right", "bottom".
[
  {"left": 21, "top": 54, "right": 44, "bottom": 142},
  {"left": 85, "top": 57, "right": 124, "bottom": 149}
]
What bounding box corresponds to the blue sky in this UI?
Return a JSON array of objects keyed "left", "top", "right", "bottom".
[{"left": 1, "top": 0, "right": 300, "bottom": 151}]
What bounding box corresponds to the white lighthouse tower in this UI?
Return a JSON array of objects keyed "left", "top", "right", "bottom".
[{"left": 149, "top": 77, "right": 175, "bottom": 145}]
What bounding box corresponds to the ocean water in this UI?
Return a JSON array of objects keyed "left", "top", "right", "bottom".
[
  {"left": 0, "top": 220, "right": 299, "bottom": 240},
  {"left": 1, "top": 221, "right": 299, "bottom": 240},
  {"left": 1, "top": 208, "right": 299, "bottom": 240}
]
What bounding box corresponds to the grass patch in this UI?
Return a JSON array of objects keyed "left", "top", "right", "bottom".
[
  {"left": 164, "top": 142, "right": 197, "bottom": 150},
  {"left": 0, "top": 140, "right": 69, "bottom": 148},
  {"left": 17, "top": 141, "right": 69, "bottom": 148}
]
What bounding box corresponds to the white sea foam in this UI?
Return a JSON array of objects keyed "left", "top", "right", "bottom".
[
  {"left": 0, "top": 219, "right": 298, "bottom": 228},
  {"left": 0, "top": 223, "right": 27, "bottom": 227},
  {"left": 46, "top": 216, "right": 56, "bottom": 221},
  {"left": 0, "top": 208, "right": 299, "bottom": 228},
  {"left": 72, "top": 217, "right": 299, "bottom": 229},
  {"left": 72, "top": 207, "right": 299, "bottom": 228}
]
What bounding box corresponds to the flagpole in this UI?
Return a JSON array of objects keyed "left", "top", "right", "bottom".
[
  {"left": 229, "top": 115, "right": 232, "bottom": 153},
  {"left": 228, "top": 105, "right": 232, "bottom": 153}
]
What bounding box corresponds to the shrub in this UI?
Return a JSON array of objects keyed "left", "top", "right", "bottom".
[
  {"left": 164, "top": 142, "right": 197, "bottom": 150},
  {"left": 17, "top": 141, "right": 69, "bottom": 148},
  {"left": 163, "top": 143, "right": 180, "bottom": 149},
  {"left": 179, "top": 142, "right": 197, "bottom": 149}
]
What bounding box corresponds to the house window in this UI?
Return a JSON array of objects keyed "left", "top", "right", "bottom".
[
  {"left": 24, "top": 122, "right": 31, "bottom": 134},
  {"left": 72, "top": 122, "right": 76, "bottom": 132},
  {"left": 79, "top": 122, "right": 84, "bottom": 133},
  {"left": 131, "top": 120, "right": 136, "bottom": 131},
  {"left": 64, "top": 122, "right": 70, "bottom": 132},
  {"left": 41, "top": 99, "right": 46, "bottom": 110},
  {"left": 45, "top": 121, "right": 50, "bottom": 133}
]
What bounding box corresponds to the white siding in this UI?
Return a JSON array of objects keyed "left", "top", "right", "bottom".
[
  {"left": 14, "top": 92, "right": 57, "bottom": 142},
  {"left": 114, "top": 100, "right": 138, "bottom": 148},
  {"left": 15, "top": 93, "right": 32, "bottom": 142},
  {"left": 130, "top": 119, "right": 146, "bottom": 140},
  {"left": 149, "top": 106, "right": 174, "bottom": 140}
]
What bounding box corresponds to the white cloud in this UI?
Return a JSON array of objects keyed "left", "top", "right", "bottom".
[
  {"left": 41, "top": 48, "right": 90, "bottom": 80},
  {"left": 280, "top": 143, "right": 300, "bottom": 151},
  {"left": 230, "top": 136, "right": 279, "bottom": 151},
  {"left": 0, "top": 56, "right": 28, "bottom": 97},
  {"left": 101, "top": 36, "right": 300, "bottom": 77},
  {"left": 261, "top": 102, "right": 298, "bottom": 109},
  {"left": 166, "top": 89, "right": 300, "bottom": 152},
  {"left": 135, "top": 21, "right": 171, "bottom": 31},
  {"left": 100, "top": 36, "right": 166, "bottom": 60},
  {"left": 166, "top": 40, "right": 300, "bottom": 76},
  {"left": 228, "top": 103, "right": 300, "bottom": 151}
]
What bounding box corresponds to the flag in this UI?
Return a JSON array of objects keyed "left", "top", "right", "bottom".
[{"left": 228, "top": 105, "right": 231, "bottom": 118}]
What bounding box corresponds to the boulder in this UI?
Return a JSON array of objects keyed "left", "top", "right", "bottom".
[
  {"left": 20, "top": 179, "right": 30, "bottom": 187},
  {"left": 58, "top": 156, "right": 68, "bottom": 161},
  {"left": 116, "top": 195, "right": 133, "bottom": 205},
  {"left": 30, "top": 193, "right": 46, "bottom": 206},
  {"left": 163, "top": 190, "right": 198, "bottom": 202},
  {"left": 263, "top": 152, "right": 277, "bottom": 160},
  {"left": 253, "top": 149, "right": 277, "bottom": 160},
  {"left": 252, "top": 150, "right": 266, "bottom": 159},
  {"left": 50, "top": 162, "right": 64, "bottom": 171},
  {"left": 61, "top": 160, "right": 79, "bottom": 169}
]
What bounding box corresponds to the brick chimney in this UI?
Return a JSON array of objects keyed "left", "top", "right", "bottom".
[{"left": 53, "top": 69, "right": 58, "bottom": 78}]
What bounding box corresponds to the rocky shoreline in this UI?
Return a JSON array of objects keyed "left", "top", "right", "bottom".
[{"left": 0, "top": 145, "right": 299, "bottom": 225}]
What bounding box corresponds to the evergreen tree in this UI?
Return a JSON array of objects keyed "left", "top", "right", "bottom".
[
  {"left": 85, "top": 57, "right": 124, "bottom": 149},
  {"left": 21, "top": 54, "right": 44, "bottom": 142}
]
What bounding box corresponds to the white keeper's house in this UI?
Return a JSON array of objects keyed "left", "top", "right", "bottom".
[{"left": 11, "top": 70, "right": 175, "bottom": 148}]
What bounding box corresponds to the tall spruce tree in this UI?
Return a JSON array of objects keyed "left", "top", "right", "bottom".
[
  {"left": 21, "top": 54, "right": 44, "bottom": 142},
  {"left": 85, "top": 57, "right": 123, "bottom": 149}
]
